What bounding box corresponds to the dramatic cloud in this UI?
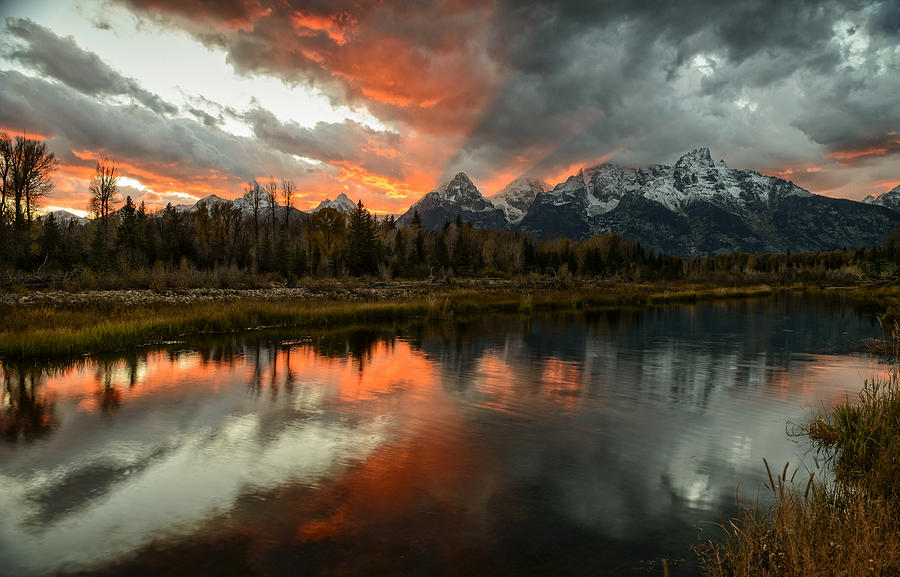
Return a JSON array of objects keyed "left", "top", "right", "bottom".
[
  {"left": 3, "top": 17, "right": 178, "bottom": 115},
  {"left": 0, "top": 69, "right": 328, "bottom": 210},
  {"left": 244, "top": 108, "right": 404, "bottom": 178},
  {"left": 0, "top": 0, "right": 897, "bottom": 214},
  {"left": 96, "top": 0, "right": 899, "bottom": 199}
]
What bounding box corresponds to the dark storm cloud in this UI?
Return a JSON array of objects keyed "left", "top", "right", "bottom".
[
  {"left": 446, "top": 0, "right": 877, "bottom": 177},
  {"left": 109, "top": 0, "right": 898, "bottom": 196},
  {"left": 3, "top": 17, "right": 178, "bottom": 115},
  {"left": 0, "top": 69, "right": 310, "bottom": 185}
]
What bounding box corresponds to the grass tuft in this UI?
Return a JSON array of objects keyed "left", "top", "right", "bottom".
[{"left": 698, "top": 368, "right": 900, "bottom": 576}]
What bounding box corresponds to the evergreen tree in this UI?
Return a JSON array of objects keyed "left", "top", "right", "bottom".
[
  {"left": 293, "top": 242, "right": 308, "bottom": 277},
  {"left": 347, "top": 200, "right": 378, "bottom": 276},
  {"left": 522, "top": 235, "right": 537, "bottom": 273},
  {"left": 412, "top": 209, "right": 425, "bottom": 264},
  {"left": 429, "top": 231, "right": 450, "bottom": 272},
  {"left": 452, "top": 223, "right": 475, "bottom": 277},
  {"left": 115, "top": 196, "right": 140, "bottom": 266},
  {"left": 136, "top": 202, "right": 151, "bottom": 263},
  {"left": 162, "top": 203, "right": 191, "bottom": 264},
  {"left": 275, "top": 227, "right": 291, "bottom": 276},
  {"left": 39, "top": 212, "right": 62, "bottom": 266},
  {"left": 392, "top": 229, "right": 407, "bottom": 277}
]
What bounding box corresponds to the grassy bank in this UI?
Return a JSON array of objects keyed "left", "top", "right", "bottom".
[
  {"left": 697, "top": 367, "right": 900, "bottom": 576},
  {"left": 0, "top": 283, "right": 775, "bottom": 359}
]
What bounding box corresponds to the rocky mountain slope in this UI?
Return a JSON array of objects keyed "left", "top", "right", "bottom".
[
  {"left": 517, "top": 148, "right": 900, "bottom": 256},
  {"left": 397, "top": 172, "right": 506, "bottom": 230},
  {"left": 487, "top": 177, "right": 547, "bottom": 224},
  {"left": 310, "top": 193, "right": 357, "bottom": 214},
  {"left": 864, "top": 185, "right": 900, "bottom": 214}
]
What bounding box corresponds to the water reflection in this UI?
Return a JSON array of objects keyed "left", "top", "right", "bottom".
[
  {"left": 1, "top": 363, "right": 59, "bottom": 442},
  {"left": 0, "top": 296, "right": 891, "bottom": 576}
]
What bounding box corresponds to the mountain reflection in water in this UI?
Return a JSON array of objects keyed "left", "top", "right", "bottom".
[{"left": 0, "top": 296, "right": 891, "bottom": 576}]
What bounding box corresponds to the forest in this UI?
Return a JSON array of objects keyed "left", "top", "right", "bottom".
[{"left": 2, "top": 133, "right": 899, "bottom": 289}]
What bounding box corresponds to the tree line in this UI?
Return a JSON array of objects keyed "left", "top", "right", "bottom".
[{"left": 2, "top": 134, "right": 899, "bottom": 287}]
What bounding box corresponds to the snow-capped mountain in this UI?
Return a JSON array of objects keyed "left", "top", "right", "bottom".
[
  {"left": 864, "top": 185, "right": 900, "bottom": 214},
  {"left": 488, "top": 177, "right": 547, "bottom": 224},
  {"left": 42, "top": 209, "right": 89, "bottom": 225},
  {"left": 397, "top": 172, "right": 506, "bottom": 230},
  {"left": 310, "top": 193, "right": 357, "bottom": 214},
  {"left": 193, "top": 194, "right": 231, "bottom": 210},
  {"left": 519, "top": 147, "right": 900, "bottom": 256}
]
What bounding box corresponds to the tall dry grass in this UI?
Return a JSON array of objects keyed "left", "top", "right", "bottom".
[
  {"left": 698, "top": 369, "right": 900, "bottom": 577},
  {"left": 0, "top": 284, "right": 775, "bottom": 359}
]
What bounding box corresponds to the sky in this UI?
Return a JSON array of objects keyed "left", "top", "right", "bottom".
[{"left": 0, "top": 0, "right": 897, "bottom": 216}]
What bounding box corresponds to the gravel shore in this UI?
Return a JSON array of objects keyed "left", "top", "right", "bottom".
[{"left": 1, "top": 279, "right": 536, "bottom": 307}]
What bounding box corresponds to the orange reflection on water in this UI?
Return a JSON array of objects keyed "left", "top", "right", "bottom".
[
  {"left": 37, "top": 352, "right": 251, "bottom": 412},
  {"left": 758, "top": 354, "right": 889, "bottom": 409},
  {"left": 541, "top": 357, "right": 584, "bottom": 409}
]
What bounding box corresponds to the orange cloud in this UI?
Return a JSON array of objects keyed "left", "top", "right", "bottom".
[
  {"left": 0, "top": 126, "right": 53, "bottom": 141},
  {"left": 828, "top": 147, "right": 889, "bottom": 161},
  {"left": 292, "top": 11, "right": 356, "bottom": 45}
]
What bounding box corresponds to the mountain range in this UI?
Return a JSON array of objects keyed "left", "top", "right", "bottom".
[
  {"left": 398, "top": 148, "right": 900, "bottom": 257},
  {"left": 864, "top": 185, "right": 900, "bottom": 213},
  {"left": 43, "top": 148, "right": 899, "bottom": 257}
]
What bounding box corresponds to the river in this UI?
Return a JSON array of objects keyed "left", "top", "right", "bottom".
[{"left": 0, "top": 295, "right": 891, "bottom": 576}]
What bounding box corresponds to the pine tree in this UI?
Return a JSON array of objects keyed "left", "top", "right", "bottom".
[
  {"left": 39, "top": 212, "right": 62, "bottom": 266},
  {"left": 347, "top": 200, "right": 378, "bottom": 276},
  {"left": 392, "top": 229, "right": 406, "bottom": 277},
  {"left": 116, "top": 196, "right": 139, "bottom": 266},
  {"left": 162, "top": 203, "right": 191, "bottom": 264},
  {"left": 412, "top": 209, "right": 425, "bottom": 264},
  {"left": 452, "top": 223, "right": 474, "bottom": 277},
  {"left": 293, "top": 242, "right": 308, "bottom": 277}
]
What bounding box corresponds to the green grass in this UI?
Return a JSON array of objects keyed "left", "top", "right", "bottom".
[{"left": 0, "top": 284, "right": 776, "bottom": 359}]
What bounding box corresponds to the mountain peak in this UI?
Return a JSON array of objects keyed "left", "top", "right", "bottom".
[
  {"left": 451, "top": 172, "right": 474, "bottom": 185},
  {"left": 675, "top": 147, "right": 714, "bottom": 169},
  {"left": 489, "top": 176, "right": 547, "bottom": 225},
  {"left": 397, "top": 171, "right": 505, "bottom": 230},
  {"left": 195, "top": 194, "right": 230, "bottom": 207},
  {"left": 864, "top": 184, "right": 900, "bottom": 213},
  {"left": 434, "top": 171, "right": 482, "bottom": 202},
  {"left": 312, "top": 193, "right": 357, "bottom": 214}
]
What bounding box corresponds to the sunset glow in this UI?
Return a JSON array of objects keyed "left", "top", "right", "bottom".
[{"left": 1, "top": 0, "right": 897, "bottom": 216}]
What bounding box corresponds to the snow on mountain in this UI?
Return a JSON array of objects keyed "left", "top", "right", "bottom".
[
  {"left": 519, "top": 147, "right": 900, "bottom": 256},
  {"left": 863, "top": 185, "right": 900, "bottom": 214},
  {"left": 310, "top": 192, "right": 357, "bottom": 214},
  {"left": 488, "top": 177, "right": 547, "bottom": 224},
  {"left": 42, "top": 209, "right": 89, "bottom": 225},
  {"left": 530, "top": 147, "right": 812, "bottom": 220},
  {"left": 193, "top": 194, "right": 232, "bottom": 209},
  {"left": 397, "top": 172, "right": 506, "bottom": 230}
]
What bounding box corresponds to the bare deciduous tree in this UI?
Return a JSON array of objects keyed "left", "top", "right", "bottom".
[
  {"left": 243, "top": 180, "right": 263, "bottom": 263},
  {"left": 265, "top": 177, "right": 278, "bottom": 242},
  {"left": 280, "top": 179, "right": 295, "bottom": 231},
  {"left": 0, "top": 133, "right": 11, "bottom": 227},
  {"left": 88, "top": 153, "right": 119, "bottom": 243},
  {"left": 3, "top": 133, "right": 57, "bottom": 228}
]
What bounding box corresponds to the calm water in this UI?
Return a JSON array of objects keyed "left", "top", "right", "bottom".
[{"left": 0, "top": 296, "right": 892, "bottom": 576}]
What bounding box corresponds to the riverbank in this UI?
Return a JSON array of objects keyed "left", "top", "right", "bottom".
[
  {"left": 0, "top": 281, "right": 782, "bottom": 359},
  {"left": 697, "top": 365, "right": 900, "bottom": 576},
  {"left": 4, "top": 279, "right": 898, "bottom": 360}
]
